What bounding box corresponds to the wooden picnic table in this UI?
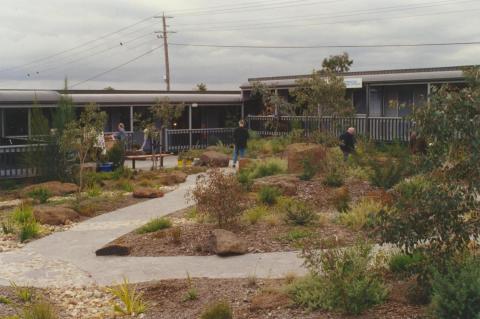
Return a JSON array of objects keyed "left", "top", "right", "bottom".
[{"left": 125, "top": 154, "right": 171, "bottom": 169}]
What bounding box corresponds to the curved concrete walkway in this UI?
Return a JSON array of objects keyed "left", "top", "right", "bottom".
[{"left": 0, "top": 174, "right": 305, "bottom": 288}]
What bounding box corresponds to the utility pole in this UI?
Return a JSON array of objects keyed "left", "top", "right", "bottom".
[{"left": 155, "top": 13, "right": 174, "bottom": 91}]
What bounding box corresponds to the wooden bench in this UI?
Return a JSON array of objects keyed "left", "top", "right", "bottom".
[{"left": 125, "top": 154, "right": 171, "bottom": 169}]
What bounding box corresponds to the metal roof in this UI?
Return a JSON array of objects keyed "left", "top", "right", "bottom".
[
  {"left": 241, "top": 65, "right": 469, "bottom": 89},
  {"left": 0, "top": 90, "right": 242, "bottom": 108}
]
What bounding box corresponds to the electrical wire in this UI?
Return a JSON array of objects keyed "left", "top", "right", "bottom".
[
  {"left": 169, "top": 40, "right": 480, "bottom": 49},
  {"left": 70, "top": 45, "right": 163, "bottom": 88},
  {"left": 175, "top": 0, "right": 475, "bottom": 31}
]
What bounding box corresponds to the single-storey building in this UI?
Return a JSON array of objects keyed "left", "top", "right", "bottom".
[{"left": 240, "top": 65, "right": 467, "bottom": 118}]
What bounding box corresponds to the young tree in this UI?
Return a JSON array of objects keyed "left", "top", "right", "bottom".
[
  {"left": 291, "top": 53, "right": 354, "bottom": 118},
  {"left": 60, "top": 103, "right": 107, "bottom": 193},
  {"left": 149, "top": 98, "right": 185, "bottom": 129},
  {"left": 251, "top": 82, "right": 297, "bottom": 116},
  {"left": 196, "top": 83, "right": 207, "bottom": 92}
]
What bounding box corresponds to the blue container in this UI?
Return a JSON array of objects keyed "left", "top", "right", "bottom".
[{"left": 98, "top": 162, "right": 113, "bottom": 172}]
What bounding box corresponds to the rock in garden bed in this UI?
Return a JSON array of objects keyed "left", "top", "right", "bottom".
[
  {"left": 286, "top": 143, "right": 326, "bottom": 173},
  {"left": 95, "top": 243, "right": 131, "bottom": 256},
  {"left": 33, "top": 206, "right": 80, "bottom": 225},
  {"left": 252, "top": 174, "right": 300, "bottom": 196},
  {"left": 208, "top": 229, "right": 248, "bottom": 256},
  {"left": 198, "top": 151, "right": 230, "bottom": 167},
  {"left": 133, "top": 187, "right": 164, "bottom": 198},
  {"left": 22, "top": 181, "right": 78, "bottom": 197}
]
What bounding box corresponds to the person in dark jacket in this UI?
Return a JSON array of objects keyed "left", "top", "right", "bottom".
[
  {"left": 232, "top": 120, "right": 249, "bottom": 168},
  {"left": 339, "top": 127, "right": 356, "bottom": 161}
]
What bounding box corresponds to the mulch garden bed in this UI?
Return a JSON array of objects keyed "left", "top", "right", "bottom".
[{"left": 139, "top": 278, "right": 426, "bottom": 319}]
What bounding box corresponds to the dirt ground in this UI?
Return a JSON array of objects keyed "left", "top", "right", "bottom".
[{"left": 139, "top": 278, "right": 426, "bottom": 319}]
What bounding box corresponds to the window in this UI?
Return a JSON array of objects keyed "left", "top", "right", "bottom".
[{"left": 4, "top": 108, "right": 28, "bottom": 136}]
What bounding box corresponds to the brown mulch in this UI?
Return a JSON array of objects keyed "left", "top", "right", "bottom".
[
  {"left": 109, "top": 214, "right": 364, "bottom": 257},
  {"left": 139, "top": 278, "right": 426, "bottom": 319},
  {"left": 297, "top": 177, "right": 378, "bottom": 210}
]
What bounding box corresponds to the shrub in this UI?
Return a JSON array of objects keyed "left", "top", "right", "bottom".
[
  {"left": 331, "top": 187, "right": 350, "bottom": 212},
  {"left": 258, "top": 186, "right": 281, "bottom": 205},
  {"left": 19, "top": 221, "right": 40, "bottom": 242},
  {"left": 190, "top": 169, "right": 246, "bottom": 227},
  {"left": 338, "top": 198, "right": 383, "bottom": 231},
  {"left": 107, "top": 141, "right": 125, "bottom": 170},
  {"left": 299, "top": 156, "right": 318, "bottom": 181},
  {"left": 389, "top": 251, "right": 424, "bottom": 275},
  {"left": 283, "top": 199, "right": 317, "bottom": 226},
  {"left": 291, "top": 241, "right": 388, "bottom": 314},
  {"left": 368, "top": 159, "right": 404, "bottom": 189},
  {"left": 28, "top": 188, "right": 52, "bottom": 204},
  {"left": 430, "top": 255, "right": 480, "bottom": 319},
  {"left": 108, "top": 277, "right": 146, "bottom": 316},
  {"left": 12, "top": 205, "right": 35, "bottom": 224},
  {"left": 1, "top": 218, "right": 15, "bottom": 234},
  {"left": 283, "top": 229, "right": 313, "bottom": 243},
  {"left": 136, "top": 217, "right": 172, "bottom": 234},
  {"left": 86, "top": 184, "right": 102, "bottom": 197},
  {"left": 200, "top": 301, "right": 233, "bottom": 319},
  {"left": 22, "top": 300, "right": 58, "bottom": 319},
  {"left": 243, "top": 206, "right": 268, "bottom": 225},
  {"left": 182, "top": 272, "right": 198, "bottom": 302},
  {"left": 0, "top": 295, "right": 11, "bottom": 304},
  {"left": 169, "top": 227, "right": 182, "bottom": 244},
  {"left": 117, "top": 179, "right": 134, "bottom": 192},
  {"left": 323, "top": 168, "right": 344, "bottom": 187},
  {"left": 10, "top": 281, "right": 34, "bottom": 302},
  {"left": 237, "top": 169, "right": 253, "bottom": 191}
]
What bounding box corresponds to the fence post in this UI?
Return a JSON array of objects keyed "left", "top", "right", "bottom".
[
  {"left": 164, "top": 128, "right": 169, "bottom": 153},
  {"left": 247, "top": 115, "right": 251, "bottom": 130}
]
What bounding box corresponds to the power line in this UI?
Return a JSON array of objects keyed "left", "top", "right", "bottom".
[
  {"left": 70, "top": 45, "right": 163, "bottom": 88},
  {"left": 169, "top": 40, "right": 480, "bottom": 49},
  {"left": 175, "top": 0, "right": 475, "bottom": 31},
  {"left": 0, "top": 14, "right": 160, "bottom": 74}
]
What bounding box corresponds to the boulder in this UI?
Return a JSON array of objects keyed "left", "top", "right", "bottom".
[
  {"left": 156, "top": 171, "right": 188, "bottom": 185},
  {"left": 286, "top": 143, "right": 326, "bottom": 174},
  {"left": 252, "top": 174, "right": 300, "bottom": 196},
  {"left": 95, "top": 244, "right": 131, "bottom": 256},
  {"left": 238, "top": 158, "right": 253, "bottom": 170},
  {"left": 33, "top": 206, "right": 80, "bottom": 225},
  {"left": 199, "top": 151, "right": 230, "bottom": 167},
  {"left": 208, "top": 229, "right": 247, "bottom": 256},
  {"left": 23, "top": 181, "right": 78, "bottom": 197},
  {"left": 133, "top": 187, "right": 164, "bottom": 198}
]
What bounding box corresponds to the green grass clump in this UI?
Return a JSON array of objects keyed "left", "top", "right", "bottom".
[
  {"left": 136, "top": 217, "right": 172, "bottom": 234},
  {"left": 86, "top": 184, "right": 102, "bottom": 197},
  {"left": 243, "top": 206, "right": 269, "bottom": 225},
  {"left": 0, "top": 295, "right": 12, "bottom": 304},
  {"left": 19, "top": 221, "right": 40, "bottom": 242},
  {"left": 258, "top": 186, "right": 281, "bottom": 205},
  {"left": 283, "top": 229, "right": 313, "bottom": 242},
  {"left": 28, "top": 188, "right": 52, "bottom": 204},
  {"left": 22, "top": 300, "right": 58, "bottom": 319},
  {"left": 117, "top": 180, "right": 134, "bottom": 192},
  {"left": 12, "top": 206, "right": 35, "bottom": 224},
  {"left": 200, "top": 300, "right": 233, "bottom": 319},
  {"left": 1, "top": 218, "right": 16, "bottom": 234},
  {"left": 338, "top": 199, "right": 383, "bottom": 231},
  {"left": 323, "top": 169, "right": 344, "bottom": 187},
  {"left": 10, "top": 282, "right": 34, "bottom": 303},
  {"left": 108, "top": 277, "right": 147, "bottom": 316}
]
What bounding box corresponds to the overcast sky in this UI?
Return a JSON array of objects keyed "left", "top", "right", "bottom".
[{"left": 0, "top": 0, "right": 479, "bottom": 90}]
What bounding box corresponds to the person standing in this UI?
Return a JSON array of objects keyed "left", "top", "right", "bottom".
[
  {"left": 232, "top": 120, "right": 249, "bottom": 168},
  {"left": 113, "top": 123, "right": 126, "bottom": 142},
  {"left": 339, "top": 127, "right": 356, "bottom": 161}
]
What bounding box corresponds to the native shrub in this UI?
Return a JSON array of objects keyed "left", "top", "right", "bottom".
[
  {"left": 430, "top": 255, "right": 480, "bottom": 319},
  {"left": 283, "top": 199, "right": 317, "bottom": 226},
  {"left": 389, "top": 251, "right": 425, "bottom": 276},
  {"left": 299, "top": 156, "right": 318, "bottom": 181},
  {"left": 107, "top": 141, "right": 125, "bottom": 170},
  {"left": 258, "top": 186, "right": 281, "bottom": 205},
  {"left": 338, "top": 198, "right": 383, "bottom": 231},
  {"left": 291, "top": 241, "right": 388, "bottom": 314},
  {"left": 19, "top": 221, "right": 40, "bottom": 242},
  {"left": 28, "top": 188, "right": 52, "bottom": 204},
  {"left": 368, "top": 158, "right": 404, "bottom": 189},
  {"left": 200, "top": 300, "right": 233, "bottom": 319},
  {"left": 331, "top": 187, "right": 350, "bottom": 212},
  {"left": 12, "top": 205, "right": 35, "bottom": 225},
  {"left": 190, "top": 169, "right": 246, "bottom": 227},
  {"left": 243, "top": 206, "right": 269, "bottom": 225}
]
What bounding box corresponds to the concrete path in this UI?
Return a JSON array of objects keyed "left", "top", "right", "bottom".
[{"left": 0, "top": 174, "right": 305, "bottom": 288}]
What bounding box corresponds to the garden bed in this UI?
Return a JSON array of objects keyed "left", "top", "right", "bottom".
[{"left": 108, "top": 208, "right": 363, "bottom": 256}]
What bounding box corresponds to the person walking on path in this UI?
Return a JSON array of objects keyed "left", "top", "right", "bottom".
[
  {"left": 339, "top": 127, "right": 356, "bottom": 161},
  {"left": 232, "top": 120, "right": 249, "bottom": 168}
]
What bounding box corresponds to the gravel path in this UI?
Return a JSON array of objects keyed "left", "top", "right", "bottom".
[{"left": 0, "top": 173, "right": 306, "bottom": 288}]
